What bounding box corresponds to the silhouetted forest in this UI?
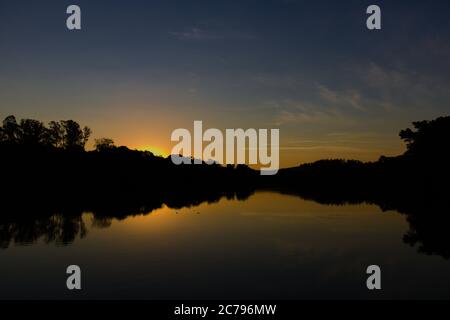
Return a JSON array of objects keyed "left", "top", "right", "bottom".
[{"left": 1, "top": 115, "right": 450, "bottom": 258}]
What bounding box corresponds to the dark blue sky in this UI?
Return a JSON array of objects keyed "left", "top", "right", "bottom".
[{"left": 1, "top": 0, "right": 450, "bottom": 165}]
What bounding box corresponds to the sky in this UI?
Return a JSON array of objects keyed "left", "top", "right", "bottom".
[{"left": 1, "top": 0, "right": 450, "bottom": 167}]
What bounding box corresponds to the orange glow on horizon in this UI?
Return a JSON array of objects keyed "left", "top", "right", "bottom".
[{"left": 135, "top": 145, "right": 169, "bottom": 158}]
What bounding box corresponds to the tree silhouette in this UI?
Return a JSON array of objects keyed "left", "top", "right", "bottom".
[
  {"left": 0, "top": 116, "right": 92, "bottom": 150},
  {"left": 2, "top": 115, "right": 20, "bottom": 143},
  {"left": 82, "top": 126, "right": 92, "bottom": 147},
  {"left": 0, "top": 126, "right": 5, "bottom": 142},
  {"left": 399, "top": 116, "right": 450, "bottom": 160},
  {"left": 47, "top": 121, "right": 64, "bottom": 148},
  {"left": 94, "top": 138, "right": 115, "bottom": 152},
  {"left": 18, "top": 119, "right": 47, "bottom": 146},
  {"left": 60, "top": 120, "right": 91, "bottom": 151}
]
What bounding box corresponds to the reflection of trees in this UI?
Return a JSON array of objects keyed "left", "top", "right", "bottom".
[
  {"left": 403, "top": 214, "right": 450, "bottom": 259},
  {"left": 0, "top": 190, "right": 254, "bottom": 249},
  {"left": 279, "top": 189, "right": 450, "bottom": 260},
  {"left": 402, "top": 204, "right": 450, "bottom": 260},
  {"left": 0, "top": 214, "right": 87, "bottom": 249},
  {"left": 91, "top": 217, "right": 113, "bottom": 229},
  {"left": 2, "top": 189, "right": 449, "bottom": 261}
]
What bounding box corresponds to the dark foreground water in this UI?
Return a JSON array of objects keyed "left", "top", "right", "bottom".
[{"left": 1, "top": 191, "right": 450, "bottom": 299}]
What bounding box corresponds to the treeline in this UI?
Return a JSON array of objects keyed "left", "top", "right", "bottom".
[
  {"left": 1, "top": 114, "right": 449, "bottom": 204},
  {"left": 262, "top": 116, "right": 450, "bottom": 204},
  {"left": 0, "top": 115, "right": 258, "bottom": 205},
  {"left": 0, "top": 115, "right": 92, "bottom": 150}
]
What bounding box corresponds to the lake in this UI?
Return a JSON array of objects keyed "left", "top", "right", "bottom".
[{"left": 1, "top": 191, "right": 450, "bottom": 299}]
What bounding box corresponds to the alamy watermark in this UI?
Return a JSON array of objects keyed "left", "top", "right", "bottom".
[
  {"left": 366, "top": 265, "right": 382, "bottom": 290},
  {"left": 65, "top": 4, "right": 381, "bottom": 31},
  {"left": 170, "top": 121, "right": 279, "bottom": 175},
  {"left": 66, "top": 265, "right": 82, "bottom": 290}
]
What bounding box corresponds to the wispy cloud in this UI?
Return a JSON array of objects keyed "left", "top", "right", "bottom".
[
  {"left": 170, "top": 27, "right": 218, "bottom": 41},
  {"left": 318, "top": 85, "right": 365, "bottom": 111},
  {"left": 274, "top": 107, "right": 342, "bottom": 126},
  {"left": 271, "top": 85, "right": 363, "bottom": 126},
  {"left": 267, "top": 59, "right": 450, "bottom": 127},
  {"left": 170, "top": 27, "right": 257, "bottom": 41},
  {"left": 359, "top": 62, "right": 450, "bottom": 114},
  {"left": 279, "top": 131, "right": 402, "bottom": 158}
]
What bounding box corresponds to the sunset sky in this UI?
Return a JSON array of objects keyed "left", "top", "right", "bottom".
[{"left": 1, "top": 0, "right": 450, "bottom": 167}]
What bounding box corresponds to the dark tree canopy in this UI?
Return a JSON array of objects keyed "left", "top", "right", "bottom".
[
  {"left": 60, "top": 120, "right": 91, "bottom": 151},
  {"left": 399, "top": 116, "right": 450, "bottom": 160},
  {"left": 18, "top": 119, "right": 47, "bottom": 145},
  {"left": 0, "top": 115, "right": 92, "bottom": 151},
  {"left": 47, "top": 121, "right": 65, "bottom": 148},
  {"left": 2, "top": 115, "right": 20, "bottom": 143},
  {"left": 94, "top": 138, "right": 115, "bottom": 152}
]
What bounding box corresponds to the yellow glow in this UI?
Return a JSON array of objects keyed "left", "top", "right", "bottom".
[{"left": 135, "top": 145, "right": 168, "bottom": 157}]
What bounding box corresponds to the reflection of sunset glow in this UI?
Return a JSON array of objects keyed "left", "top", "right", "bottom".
[
  {"left": 87, "top": 192, "right": 404, "bottom": 249},
  {"left": 109, "top": 196, "right": 236, "bottom": 234},
  {"left": 116, "top": 205, "right": 178, "bottom": 233}
]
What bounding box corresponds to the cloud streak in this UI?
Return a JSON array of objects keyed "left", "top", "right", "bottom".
[{"left": 170, "top": 27, "right": 257, "bottom": 41}]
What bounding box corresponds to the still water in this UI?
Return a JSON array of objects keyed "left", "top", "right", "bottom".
[{"left": 1, "top": 191, "right": 450, "bottom": 299}]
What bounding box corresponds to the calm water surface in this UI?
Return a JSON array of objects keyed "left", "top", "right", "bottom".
[{"left": 1, "top": 192, "right": 450, "bottom": 299}]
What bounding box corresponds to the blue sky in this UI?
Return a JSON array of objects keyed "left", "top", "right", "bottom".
[{"left": 1, "top": 0, "right": 449, "bottom": 165}]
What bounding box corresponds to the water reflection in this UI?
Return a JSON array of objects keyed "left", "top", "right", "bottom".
[
  {"left": 403, "top": 211, "right": 450, "bottom": 259},
  {"left": 1, "top": 191, "right": 450, "bottom": 299},
  {"left": 0, "top": 190, "right": 254, "bottom": 250},
  {"left": 0, "top": 214, "right": 87, "bottom": 248},
  {"left": 1, "top": 188, "right": 450, "bottom": 262}
]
